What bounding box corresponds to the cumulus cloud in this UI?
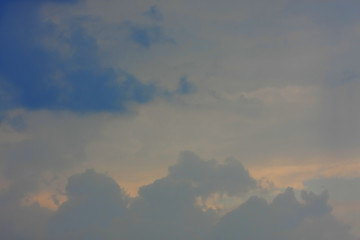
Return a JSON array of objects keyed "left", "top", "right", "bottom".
[
  {"left": 46, "top": 152, "right": 256, "bottom": 240},
  {"left": 0, "top": 176, "right": 51, "bottom": 240},
  {"left": 0, "top": 152, "right": 258, "bottom": 240},
  {"left": 0, "top": 152, "right": 357, "bottom": 240},
  {"left": 48, "top": 169, "right": 129, "bottom": 240},
  {"left": 167, "top": 151, "right": 256, "bottom": 198},
  {"left": 209, "top": 188, "right": 357, "bottom": 240},
  {"left": 129, "top": 152, "right": 256, "bottom": 240}
]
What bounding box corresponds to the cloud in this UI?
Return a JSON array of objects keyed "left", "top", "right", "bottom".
[
  {"left": 315, "top": 70, "right": 360, "bottom": 152},
  {"left": 0, "top": 152, "right": 357, "bottom": 240},
  {"left": 305, "top": 176, "right": 360, "bottom": 239},
  {"left": 44, "top": 153, "right": 256, "bottom": 240},
  {"left": 144, "top": 5, "right": 164, "bottom": 22},
  {"left": 48, "top": 169, "right": 129, "bottom": 240},
  {"left": 208, "top": 188, "right": 356, "bottom": 240},
  {"left": 0, "top": 110, "right": 104, "bottom": 221},
  {"left": 176, "top": 77, "right": 196, "bottom": 95},
  {"left": 127, "top": 22, "right": 175, "bottom": 48},
  {"left": 0, "top": 112, "right": 93, "bottom": 181},
  {"left": 304, "top": 177, "right": 360, "bottom": 201},
  {"left": 130, "top": 152, "right": 256, "bottom": 240},
  {"left": 0, "top": 0, "right": 77, "bottom": 21},
  {"left": 0, "top": 173, "right": 51, "bottom": 240},
  {"left": 167, "top": 151, "right": 256, "bottom": 198},
  {"left": 1, "top": 1, "right": 360, "bottom": 239},
  {"left": 49, "top": 153, "right": 257, "bottom": 239},
  {"left": 161, "top": 77, "right": 197, "bottom": 98},
  {"left": 132, "top": 179, "right": 214, "bottom": 240},
  {"left": 0, "top": 200, "right": 50, "bottom": 240},
  {"left": 283, "top": 1, "right": 360, "bottom": 29}
]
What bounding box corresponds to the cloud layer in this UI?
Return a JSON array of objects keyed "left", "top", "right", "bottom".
[
  {"left": 0, "top": 152, "right": 357, "bottom": 240},
  {"left": 1, "top": 0, "right": 360, "bottom": 239}
]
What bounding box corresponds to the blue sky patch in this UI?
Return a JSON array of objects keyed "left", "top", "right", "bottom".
[{"left": 0, "top": 2, "right": 161, "bottom": 113}]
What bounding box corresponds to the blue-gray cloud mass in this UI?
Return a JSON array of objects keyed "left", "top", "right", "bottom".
[
  {"left": 209, "top": 188, "right": 356, "bottom": 240},
  {"left": 0, "top": 152, "right": 357, "bottom": 240}
]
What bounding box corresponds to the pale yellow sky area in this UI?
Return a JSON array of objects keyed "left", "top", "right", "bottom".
[{"left": 250, "top": 156, "right": 360, "bottom": 189}]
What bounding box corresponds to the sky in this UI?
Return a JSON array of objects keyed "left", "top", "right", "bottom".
[{"left": 1, "top": 0, "right": 360, "bottom": 239}]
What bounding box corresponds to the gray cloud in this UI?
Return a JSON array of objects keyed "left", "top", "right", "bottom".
[
  {"left": 0, "top": 111, "right": 98, "bottom": 200},
  {"left": 168, "top": 151, "right": 257, "bottom": 198},
  {"left": 0, "top": 153, "right": 357, "bottom": 240},
  {"left": 209, "top": 188, "right": 356, "bottom": 240},
  {"left": 129, "top": 152, "right": 256, "bottom": 240},
  {"left": 143, "top": 5, "right": 164, "bottom": 22},
  {"left": 305, "top": 177, "right": 360, "bottom": 201},
  {"left": 131, "top": 179, "right": 214, "bottom": 240},
  {"left": 48, "top": 152, "right": 257, "bottom": 240},
  {"left": 0, "top": 183, "right": 51, "bottom": 240},
  {"left": 47, "top": 169, "right": 129, "bottom": 240}
]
